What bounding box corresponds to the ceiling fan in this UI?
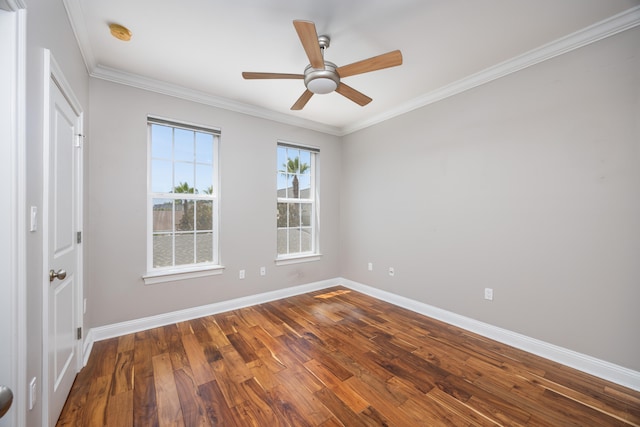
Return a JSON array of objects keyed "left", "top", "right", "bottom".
[{"left": 242, "top": 20, "right": 403, "bottom": 110}]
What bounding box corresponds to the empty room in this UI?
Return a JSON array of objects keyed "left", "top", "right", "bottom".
[{"left": 1, "top": 0, "right": 639, "bottom": 426}]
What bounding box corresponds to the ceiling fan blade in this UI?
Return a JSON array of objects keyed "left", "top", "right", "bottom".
[
  {"left": 293, "top": 20, "right": 324, "bottom": 69},
  {"left": 336, "top": 50, "right": 403, "bottom": 78},
  {"left": 291, "top": 90, "right": 314, "bottom": 110},
  {"left": 335, "top": 83, "right": 372, "bottom": 106},
  {"left": 242, "top": 72, "right": 304, "bottom": 80}
]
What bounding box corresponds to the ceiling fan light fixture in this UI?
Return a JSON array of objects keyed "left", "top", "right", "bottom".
[
  {"left": 304, "top": 62, "right": 339, "bottom": 94},
  {"left": 307, "top": 77, "right": 338, "bottom": 94}
]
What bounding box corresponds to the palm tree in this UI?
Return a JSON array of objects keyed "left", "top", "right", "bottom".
[
  {"left": 173, "top": 182, "right": 195, "bottom": 231},
  {"left": 173, "top": 182, "right": 213, "bottom": 231},
  {"left": 283, "top": 157, "right": 309, "bottom": 199},
  {"left": 173, "top": 181, "right": 194, "bottom": 195},
  {"left": 280, "top": 157, "right": 309, "bottom": 228}
]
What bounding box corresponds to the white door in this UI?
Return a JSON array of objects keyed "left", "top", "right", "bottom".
[{"left": 46, "top": 63, "right": 83, "bottom": 427}]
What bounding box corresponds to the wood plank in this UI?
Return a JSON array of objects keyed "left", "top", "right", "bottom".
[
  {"left": 315, "top": 387, "right": 368, "bottom": 427},
  {"left": 263, "top": 301, "right": 309, "bottom": 336},
  {"left": 152, "top": 354, "right": 185, "bottom": 427},
  {"left": 117, "top": 334, "right": 136, "bottom": 353},
  {"left": 210, "top": 355, "right": 250, "bottom": 407},
  {"left": 343, "top": 375, "right": 417, "bottom": 426},
  {"left": 249, "top": 355, "right": 284, "bottom": 390},
  {"left": 165, "top": 323, "right": 191, "bottom": 371},
  {"left": 173, "top": 368, "right": 212, "bottom": 427},
  {"left": 218, "top": 343, "right": 254, "bottom": 383},
  {"left": 251, "top": 304, "right": 288, "bottom": 337},
  {"left": 227, "top": 332, "right": 259, "bottom": 364},
  {"left": 205, "top": 319, "right": 232, "bottom": 347},
  {"left": 399, "top": 396, "right": 469, "bottom": 427},
  {"left": 268, "top": 383, "right": 329, "bottom": 426},
  {"left": 215, "top": 313, "right": 241, "bottom": 335},
  {"left": 133, "top": 334, "right": 157, "bottom": 379},
  {"left": 250, "top": 325, "right": 302, "bottom": 368},
  {"left": 426, "top": 386, "right": 504, "bottom": 427},
  {"left": 133, "top": 373, "right": 158, "bottom": 427},
  {"left": 303, "top": 358, "right": 343, "bottom": 389},
  {"left": 81, "top": 375, "right": 111, "bottom": 426},
  {"left": 110, "top": 350, "right": 134, "bottom": 395},
  {"left": 359, "top": 405, "right": 391, "bottom": 427},
  {"left": 149, "top": 326, "right": 171, "bottom": 354},
  {"left": 240, "top": 377, "right": 290, "bottom": 426},
  {"left": 181, "top": 333, "right": 215, "bottom": 386},
  {"left": 94, "top": 338, "right": 119, "bottom": 377},
  {"left": 105, "top": 390, "right": 133, "bottom": 427},
  {"left": 198, "top": 380, "right": 237, "bottom": 427},
  {"left": 443, "top": 374, "right": 533, "bottom": 425},
  {"left": 317, "top": 417, "right": 345, "bottom": 427}
]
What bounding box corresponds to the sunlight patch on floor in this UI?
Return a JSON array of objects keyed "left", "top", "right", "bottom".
[{"left": 314, "top": 289, "right": 351, "bottom": 299}]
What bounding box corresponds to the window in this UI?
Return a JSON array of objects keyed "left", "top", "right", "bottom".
[
  {"left": 277, "top": 142, "right": 319, "bottom": 261},
  {"left": 145, "top": 117, "right": 220, "bottom": 282}
]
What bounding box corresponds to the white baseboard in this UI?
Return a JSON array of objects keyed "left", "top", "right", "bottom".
[
  {"left": 88, "top": 277, "right": 338, "bottom": 344},
  {"left": 82, "top": 328, "right": 95, "bottom": 366},
  {"left": 83, "top": 276, "right": 639, "bottom": 392},
  {"left": 339, "top": 278, "right": 640, "bottom": 392}
]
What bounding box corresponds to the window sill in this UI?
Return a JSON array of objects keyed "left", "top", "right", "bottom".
[
  {"left": 275, "top": 254, "right": 322, "bottom": 266},
  {"left": 143, "top": 265, "right": 225, "bottom": 285}
]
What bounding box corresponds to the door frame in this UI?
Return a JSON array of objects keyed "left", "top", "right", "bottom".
[
  {"left": 42, "top": 49, "right": 84, "bottom": 427},
  {"left": 0, "top": 2, "right": 26, "bottom": 427}
]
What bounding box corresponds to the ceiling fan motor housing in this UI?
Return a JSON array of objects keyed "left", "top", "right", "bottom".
[{"left": 304, "top": 61, "right": 340, "bottom": 94}]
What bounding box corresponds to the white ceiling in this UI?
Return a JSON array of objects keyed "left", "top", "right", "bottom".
[{"left": 63, "top": 0, "right": 639, "bottom": 135}]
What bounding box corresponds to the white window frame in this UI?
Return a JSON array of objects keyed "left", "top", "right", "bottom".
[
  {"left": 143, "top": 116, "right": 222, "bottom": 284},
  {"left": 276, "top": 141, "right": 321, "bottom": 264}
]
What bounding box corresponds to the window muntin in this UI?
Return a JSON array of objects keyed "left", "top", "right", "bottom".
[
  {"left": 277, "top": 143, "right": 318, "bottom": 258},
  {"left": 148, "top": 118, "right": 219, "bottom": 273}
]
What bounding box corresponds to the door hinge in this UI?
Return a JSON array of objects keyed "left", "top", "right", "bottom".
[
  {"left": 75, "top": 133, "right": 84, "bottom": 148},
  {"left": 77, "top": 327, "right": 82, "bottom": 340},
  {"left": 77, "top": 231, "right": 82, "bottom": 244}
]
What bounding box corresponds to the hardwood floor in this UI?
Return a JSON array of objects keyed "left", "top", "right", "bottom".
[{"left": 57, "top": 286, "right": 640, "bottom": 426}]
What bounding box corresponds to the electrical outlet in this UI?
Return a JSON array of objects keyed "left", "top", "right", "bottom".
[
  {"left": 239, "top": 269, "right": 245, "bottom": 279},
  {"left": 388, "top": 267, "right": 395, "bottom": 277},
  {"left": 484, "top": 288, "right": 493, "bottom": 301},
  {"left": 260, "top": 266, "right": 266, "bottom": 276},
  {"left": 368, "top": 262, "right": 373, "bottom": 271}
]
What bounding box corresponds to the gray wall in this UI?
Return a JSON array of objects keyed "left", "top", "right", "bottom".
[
  {"left": 87, "top": 79, "right": 342, "bottom": 327},
  {"left": 24, "top": 0, "right": 90, "bottom": 425},
  {"left": 340, "top": 27, "right": 640, "bottom": 371}
]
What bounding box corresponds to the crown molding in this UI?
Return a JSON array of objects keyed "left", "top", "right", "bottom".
[
  {"left": 342, "top": 5, "right": 640, "bottom": 135},
  {"left": 91, "top": 65, "right": 342, "bottom": 136},
  {"left": 63, "top": 1, "right": 640, "bottom": 137},
  {"left": 2, "top": 0, "right": 26, "bottom": 10}
]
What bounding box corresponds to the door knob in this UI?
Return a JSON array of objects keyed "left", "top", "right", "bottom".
[
  {"left": 0, "top": 385, "right": 13, "bottom": 419},
  {"left": 49, "top": 268, "right": 67, "bottom": 282}
]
